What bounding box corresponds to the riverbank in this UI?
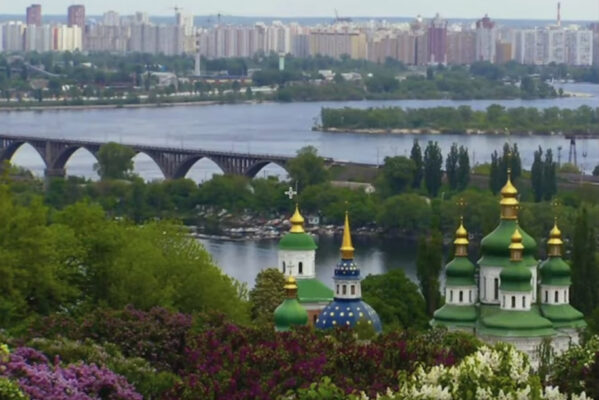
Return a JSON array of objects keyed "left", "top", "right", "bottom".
[{"left": 316, "top": 126, "right": 564, "bottom": 136}]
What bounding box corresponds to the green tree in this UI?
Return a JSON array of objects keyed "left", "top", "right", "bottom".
[
  {"left": 489, "top": 150, "right": 502, "bottom": 195},
  {"left": 93, "top": 142, "right": 136, "bottom": 180},
  {"left": 445, "top": 143, "right": 459, "bottom": 191},
  {"left": 410, "top": 139, "right": 424, "bottom": 189},
  {"left": 287, "top": 146, "right": 329, "bottom": 190},
  {"left": 543, "top": 148, "right": 557, "bottom": 201},
  {"left": 361, "top": 268, "right": 429, "bottom": 330},
  {"left": 593, "top": 164, "right": 599, "bottom": 176},
  {"left": 375, "top": 156, "right": 414, "bottom": 198},
  {"left": 424, "top": 141, "right": 443, "bottom": 197},
  {"left": 457, "top": 145, "right": 470, "bottom": 191},
  {"left": 376, "top": 194, "right": 431, "bottom": 232},
  {"left": 249, "top": 268, "right": 285, "bottom": 324},
  {"left": 416, "top": 230, "right": 443, "bottom": 316},
  {"left": 531, "top": 146, "right": 544, "bottom": 202},
  {"left": 571, "top": 208, "right": 599, "bottom": 315}
]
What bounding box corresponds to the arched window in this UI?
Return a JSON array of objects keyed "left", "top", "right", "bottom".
[
  {"left": 351, "top": 285, "right": 355, "bottom": 295},
  {"left": 522, "top": 296, "right": 526, "bottom": 308},
  {"left": 483, "top": 277, "right": 487, "bottom": 299},
  {"left": 502, "top": 295, "right": 505, "bottom": 308},
  {"left": 511, "top": 296, "right": 516, "bottom": 309},
  {"left": 545, "top": 290, "right": 548, "bottom": 303},
  {"left": 298, "top": 262, "right": 303, "bottom": 275},
  {"left": 342, "top": 285, "right": 347, "bottom": 295},
  {"left": 450, "top": 290, "right": 454, "bottom": 302},
  {"left": 555, "top": 290, "right": 559, "bottom": 303},
  {"left": 336, "top": 284, "right": 339, "bottom": 295},
  {"left": 469, "top": 290, "right": 472, "bottom": 303},
  {"left": 282, "top": 261, "right": 286, "bottom": 274},
  {"left": 459, "top": 291, "right": 463, "bottom": 303},
  {"left": 564, "top": 289, "right": 567, "bottom": 302}
]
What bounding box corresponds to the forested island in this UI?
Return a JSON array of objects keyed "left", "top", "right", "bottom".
[{"left": 319, "top": 105, "right": 599, "bottom": 135}]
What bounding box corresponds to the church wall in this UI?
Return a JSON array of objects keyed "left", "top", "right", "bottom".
[
  {"left": 445, "top": 285, "right": 477, "bottom": 305},
  {"left": 278, "top": 250, "right": 316, "bottom": 278},
  {"left": 540, "top": 285, "right": 570, "bottom": 305},
  {"left": 479, "top": 266, "right": 502, "bottom": 304}
]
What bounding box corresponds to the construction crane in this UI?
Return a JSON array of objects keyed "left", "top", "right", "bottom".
[{"left": 334, "top": 9, "right": 352, "bottom": 23}]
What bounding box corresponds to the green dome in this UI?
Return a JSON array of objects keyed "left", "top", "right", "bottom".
[
  {"left": 446, "top": 257, "right": 476, "bottom": 286},
  {"left": 540, "top": 304, "right": 586, "bottom": 329},
  {"left": 479, "top": 220, "right": 537, "bottom": 268},
  {"left": 540, "top": 257, "right": 571, "bottom": 286},
  {"left": 480, "top": 306, "right": 555, "bottom": 337},
  {"left": 278, "top": 232, "right": 318, "bottom": 251},
  {"left": 274, "top": 298, "right": 308, "bottom": 332},
  {"left": 500, "top": 260, "right": 532, "bottom": 292},
  {"left": 432, "top": 304, "right": 477, "bottom": 327}
]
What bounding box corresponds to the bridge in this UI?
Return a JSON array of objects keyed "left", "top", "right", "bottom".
[{"left": 0, "top": 134, "right": 325, "bottom": 179}]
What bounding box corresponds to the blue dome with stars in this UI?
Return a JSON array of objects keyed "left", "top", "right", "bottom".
[{"left": 314, "top": 211, "right": 382, "bottom": 333}]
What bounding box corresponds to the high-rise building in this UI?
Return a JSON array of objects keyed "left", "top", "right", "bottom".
[
  {"left": 427, "top": 13, "right": 447, "bottom": 64},
  {"left": 447, "top": 30, "right": 476, "bottom": 65},
  {"left": 475, "top": 15, "right": 496, "bottom": 62},
  {"left": 495, "top": 41, "right": 513, "bottom": 64},
  {"left": 26, "top": 4, "right": 42, "bottom": 27},
  {"left": 102, "top": 11, "right": 120, "bottom": 27},
  {"left": 67, "top": 5, "right": 85, "bottom": 28},
  {"left": 2, "top": 22, "right": 26, "bottom": 52}
]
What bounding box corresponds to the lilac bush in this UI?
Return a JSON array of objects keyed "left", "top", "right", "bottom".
[{"left": 0, "top": 346, "right": 142, "bottom": 400}]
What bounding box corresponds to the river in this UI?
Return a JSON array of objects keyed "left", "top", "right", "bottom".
[
  {"left": 2, "top": 82, "right": 598, "bottom": 286},
  {"left": 2, "top": 82, "right": 599, "bottom": 181},
  {"left": 198, "top": 235, "right": 422, "bottom": 288}
]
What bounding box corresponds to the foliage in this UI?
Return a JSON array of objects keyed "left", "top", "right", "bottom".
[
  {"left": 375, "top": 156, "right": 414, "bottom": 198},
  {"left": 550, "top": 335, "right": 599, "bottom": 398},
  {"left": 361, "top": 268, "right": 428, "bottom": 330},
  {"left": 249, "top": 268, "right": 286, "bottom": 324},
  {"left": 288, "top": 146, "right": 330, "bottom": 190},
  {"left": 319, "top": 104, "right": 599, "bottom": 134},
  {"left": 376, "top": 194, "right": 431, "bottom": 232},
  {"left": 0, "top": 345, "right": 142, "bottom": 400},
  {"left": 0, "top": 377, "right": 28, "bottom": 400},
  {"left": 456, "top": 146, "right": 470, "bottom": 191},
  {"left": 489, "top": 143, "right": 522, "bottom": 194},
  {"left": 94, "top": 142, "right": 136, "bottom": 180},
  {"left": 27, "top": 306, "right": 193, "bottom": 372},
  {"left": 27, "top": 337, "right": 179, "bottom": 399},
  {"left": 165, "top": 324, "right": 468, "bottom": 399},
  {"left": 531, "top": 147, "right": 557, "bottom": 202},
  {"left": 423, "top": 141, "right": 443, "bottom": 197},
  {"left": 410, "top": 140, "right": 424, "bottom": 189},
  {"left": 416, "top": 230, "right": 443, "bottom": 316},
  {"left": 571, "top": 208, "right": 599, "bottom": 315},
  {"left": 445, "top": 143, "right": 459, "bottom": 191}
]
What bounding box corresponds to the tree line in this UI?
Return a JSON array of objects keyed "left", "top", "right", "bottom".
[{"left": 320, "top": 105, "right": 599, "bottom": 135}]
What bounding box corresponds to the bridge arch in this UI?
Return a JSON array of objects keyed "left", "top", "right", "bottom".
[
  {"left": 173, "top": 155, "right": 228, "bottom": 180},
  {"left": 50, "top": 145, "right": 99, "bottom": 171},
  {"left": 132, "top": 151, "right": 168, "bottom": 181},
  {"left": 244, "top": 160, "right": 289, "bottom": 179},
  {"left": 0, "top": 141, "right": 47, "bottom": 167}
]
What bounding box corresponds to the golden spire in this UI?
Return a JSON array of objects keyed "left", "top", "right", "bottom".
[
  {"left": 284, "top": 275, "right": 298, "bottom": 298},
  {"left": 454, "top": 216, "right": 469, "bottom": 256},
  {"left": 500, "top": 168, "right": 519, "bottom": 220},
  {"left": 547, "top": 217, "right": 564, "bottom": 257},
  {"left": 509, "top": 227, "right": 524, "bottom": 261},
  {"left": 289, "top": 204, "right": 305, "bottom": 233},
  {"left": 340, "top": 210, "right": 355, "bottom": 260}
]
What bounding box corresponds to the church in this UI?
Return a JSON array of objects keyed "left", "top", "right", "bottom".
[{"left": 432, "top": 170, "right": 586, "bottom": 364}]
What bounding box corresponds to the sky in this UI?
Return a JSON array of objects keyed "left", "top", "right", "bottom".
[{"left": 3, "top": 0, "right": 599, "bottom": 20}]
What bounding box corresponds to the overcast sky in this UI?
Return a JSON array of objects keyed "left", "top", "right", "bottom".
[{"left": 4, "top": 0, "right": 599, "bottom": 20}]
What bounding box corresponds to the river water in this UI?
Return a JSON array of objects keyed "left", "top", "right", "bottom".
[
  {"left": 2, "top": 83, "right": 599, "bottom": 181},
  {"left": 2, "top": 82, "right": 598, "bottom": 285}
]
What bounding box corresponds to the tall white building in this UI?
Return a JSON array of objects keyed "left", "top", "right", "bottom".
[
  {"left": 565, "top": 29, "right": 593, "bottom": 66},
  {"left": 475, "top": 15, "right": 496, "bottom": 62},
  {"left": 2, "top": 22, "right": 26, "bottom": 52},
  {"left": 102, "top": 11, "right": 120, "bottom": 27}
]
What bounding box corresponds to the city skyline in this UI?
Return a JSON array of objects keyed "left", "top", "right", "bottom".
[{"left": 2, "top": 0, "right": 599, "bottom": 21}]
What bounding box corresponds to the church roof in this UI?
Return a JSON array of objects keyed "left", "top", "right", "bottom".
[
  {"left": 540, "top": 257, "right": 571, "bottom": 286},
  {"left": 479, "top": 305, "right": 556, "bottom": 337},
  {"left": 540, "top": 304, "right": 586, "bottom": 329},
  {"left": 445, "top": 257, "right": 476, "bottom": 286},
  {"left": 315, "top": 299, "right": 382, "bottom": 333},
  {"left": 478, "top": 219, "right": 537, "bottom": 268},
  {"left": 432, "top": 304, "right": 477, "bottom": 327},
  {"left": 296, "top": 278, "right": 334, "bottom": 303},
  {"left": 274, "top": 276, "right": 308, "bottom": 332},
  {"left": 278, "top": 204, "right": 318, "bottom": 251}
]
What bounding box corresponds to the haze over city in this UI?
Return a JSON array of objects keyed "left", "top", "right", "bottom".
[{"left": 2, "top": 0, "right": 599, "bottom": 20}]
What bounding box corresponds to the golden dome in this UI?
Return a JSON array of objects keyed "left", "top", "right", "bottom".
[
  {"left": 284, "top": 275, "right": 297, "bottom": 290},
  {"left": 289, "top": 204, "right": 305, "bottom": 233},
  {"left": 500, "top": 168, "right": 520, "bottom": 220},
  {"left": 454, "top": 217, "right": 469, "bottom": 246},
  {"left": 509, "top": 228, "right": 524, "bottom": 251},
  {"left": 547, "top": 218, "right": 564, "bottom": 247},
  {"left": 340, "top": 211, "right": 355, "bottom": 259}
]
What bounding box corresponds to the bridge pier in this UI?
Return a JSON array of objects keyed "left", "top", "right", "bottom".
[{"left": 44, "top": 168, "right": 66, "bottom": 178}]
